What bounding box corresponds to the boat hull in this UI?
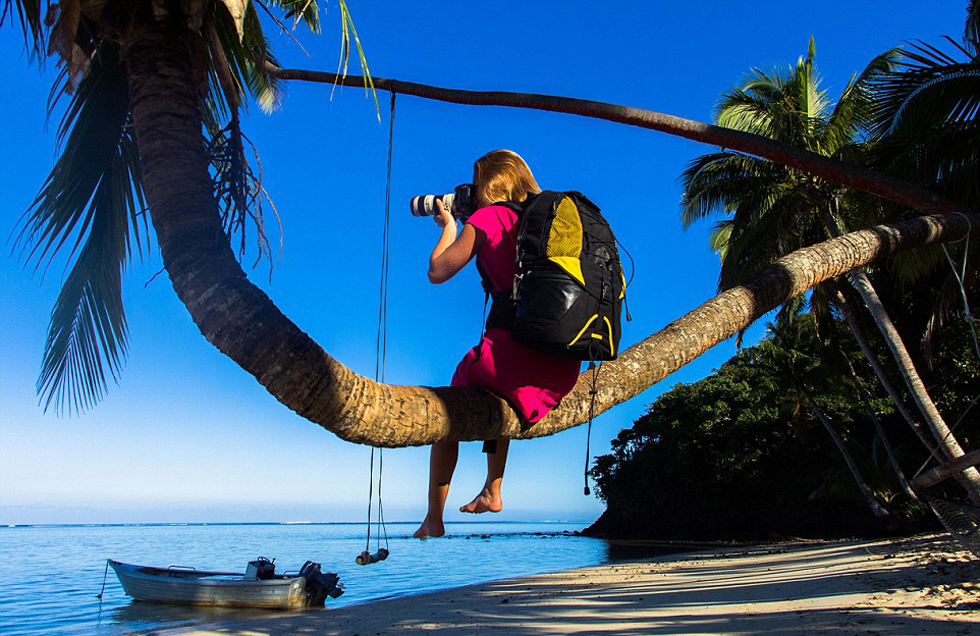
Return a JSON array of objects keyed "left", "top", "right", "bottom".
[{"left": 109, "top": 560, "right": 309, "bottom": 609}]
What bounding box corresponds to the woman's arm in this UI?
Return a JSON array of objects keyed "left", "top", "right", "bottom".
[{"left": 428, "top": 201, "right": 485, "bottom": 284}]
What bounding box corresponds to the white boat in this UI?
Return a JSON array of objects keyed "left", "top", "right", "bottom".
[{"left": 109, "top": 558, "right": 343, "bottom": 609}]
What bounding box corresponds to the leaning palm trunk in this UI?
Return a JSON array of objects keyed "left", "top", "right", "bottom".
[
  {"left": 843, "top": 356, "right": 919, "bottom": 503},
  {"left": 127, "top": 21, "right": 980, "bottom": 449},
  {"left": 823, "top": 201, "right": 978, "bottom": 503},
  {"left": 805, "top": 394, "right": 890, "bottom": 517},
  {"left": 834, "top": 291, "right": 936, "bottom": 455},
  {"left": 847, "top": 269, "right": 980, "bottom": 505}
]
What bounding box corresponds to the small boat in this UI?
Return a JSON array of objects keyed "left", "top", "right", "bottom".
[{"left": 109, "top": 557, "right": 343, "bottom": 610}]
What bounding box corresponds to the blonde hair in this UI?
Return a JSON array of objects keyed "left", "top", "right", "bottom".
[{"left": 472, "top": 149, "right": 540, "bottom": 208}]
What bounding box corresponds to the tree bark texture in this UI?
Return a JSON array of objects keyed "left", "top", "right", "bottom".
[
  {"left": 847, "top": 269, "right": 980, "bottom": 504},
  {"left": 913, "top": 450, "right": 980, "bottom": 490},
  {"left": 126, "top": 25, "right": 980, "bottom": 448}
]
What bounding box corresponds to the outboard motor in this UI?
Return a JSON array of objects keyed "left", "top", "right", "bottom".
[{"left": 298, "top": 561, "right": 344, "bottom": 606}]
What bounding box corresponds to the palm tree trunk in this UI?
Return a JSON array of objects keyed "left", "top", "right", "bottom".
[
  {"left": 822, "top": 202, "right": 979, "bottom": 503},
  {"left": 842, "top": 355, "right": 919, "bottom": 503},
  {"left": 847, "top": 269, "right": 980, "bottom": 505},
  {"left": 267, "top": 65, "right": 964, "bottom": 218},
  {"left": 834, "top": 290, "right": 937, "bottom": 456},
  {"left": 124, "top": 20, "right": 980, "bottom": 448},
  {"left": 913, "top": 450, "right": 980, "bottom": 490},
  {"left": 805, "top": 394, "right": 890, "bottom": 517}
]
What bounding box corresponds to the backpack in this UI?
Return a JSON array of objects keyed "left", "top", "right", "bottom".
[{"left": 481, "top": 191, "right": 625, "bottom": 361}]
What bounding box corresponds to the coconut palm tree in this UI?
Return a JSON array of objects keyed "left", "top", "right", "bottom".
[
  {"left": 7, "top": 0, "right": 329, "bottom": 414},
  {"left": 679, "top": 38, "right": 980, "bottom": 502},
  {"left": 863, "top": 0, "right": 980, "bottom": 364},
  {"left": 4, "top": 2, "right": 979, "bottom": 453}
]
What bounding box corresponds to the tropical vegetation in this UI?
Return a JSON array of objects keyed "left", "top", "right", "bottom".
[
  {"left": 588, "top": 307, "right": 978, "bottom": 540},
  {"left": 589, "top": 2, "right": 980, "bottom": 538}
]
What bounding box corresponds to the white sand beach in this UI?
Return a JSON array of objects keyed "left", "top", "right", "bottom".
[{"left": 168, "top": 533, "right": 977, "bottom": 635}]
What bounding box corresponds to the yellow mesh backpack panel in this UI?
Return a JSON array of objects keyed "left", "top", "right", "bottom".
[{"left": 546, "top": 197, "right": 585, "bottom": 285}]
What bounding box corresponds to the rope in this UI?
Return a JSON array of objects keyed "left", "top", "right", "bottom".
[
  {"left": 940, "top": 211, "right": 979, "bottom": 362},
  {"left": 364, "top": 89, "right": 397, "bottom": 557},
  {"left": 584, "top": 346, "right": 603, "bottom": 496},
  {"left": 364, "top": 447, "right": 375, "bottom": 552},
  {"left": 910, "top": 213, "right": 980, "bottom": 483},
  {"left": 97, "top": 559, "right": 109, "bottom": 598},
  {"left": 378, "top": 447, "right": 389, "bottom": 551}
]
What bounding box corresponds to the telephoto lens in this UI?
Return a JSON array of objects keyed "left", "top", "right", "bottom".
[
  {"left": 410, "top": 192, "right": 456, "bottom": 217},
  {"left": 410, "top": 184, "right": 477, "bottom": 220}
]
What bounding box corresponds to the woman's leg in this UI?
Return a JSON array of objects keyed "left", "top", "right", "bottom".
[
  {"left": 413, "top": 440, "right": 459, "bottom": 538},
  {"left": 460, "top": 439, "right": 509, "bottom": 513}
]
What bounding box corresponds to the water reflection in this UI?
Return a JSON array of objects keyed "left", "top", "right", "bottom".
[{"left": 1, "top": 522, "right": 607, "bottom": 635}]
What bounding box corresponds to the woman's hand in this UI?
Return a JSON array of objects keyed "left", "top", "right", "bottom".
[
  {"left": 428, "top": 200, "right": 484, "bottom": 283},
  {"left": 433, "top": 199, "right": 455, "bottom": 229}
]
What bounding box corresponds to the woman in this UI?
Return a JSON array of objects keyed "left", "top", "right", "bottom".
[{"left": 414, "top": 150, "right": 580, "bottom": 539}]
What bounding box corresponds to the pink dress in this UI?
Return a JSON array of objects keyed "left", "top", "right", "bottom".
[{"left": 450, "top": 205, "right": 580, "bottom": 423}]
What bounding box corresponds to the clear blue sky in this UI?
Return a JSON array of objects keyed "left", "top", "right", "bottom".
[{"left": 0, "top": 1, "right": 969, "bottom": 525}]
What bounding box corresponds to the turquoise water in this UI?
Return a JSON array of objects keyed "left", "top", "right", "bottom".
[{"left": 0, "top": 522, "right": 614, "bottom": 635}]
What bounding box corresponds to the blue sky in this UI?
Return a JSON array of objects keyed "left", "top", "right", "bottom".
[{"left": 0, "top": 1, "right": 969, "bottom": 525}]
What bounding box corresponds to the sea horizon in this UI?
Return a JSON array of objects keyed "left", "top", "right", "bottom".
[
  {"left": 0, "top": 520, "right": 630, "bottom": 635},
  {"left": 1, "top": 518, "right": 595, "bottom": 529}
]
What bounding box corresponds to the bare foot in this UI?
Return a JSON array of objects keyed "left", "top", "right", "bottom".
[
  {"left": 460, "top": 488, "right": 503, "bottom": 514},
  {"left": 413, "top": 516, "right": 445, "bottom": 539}
]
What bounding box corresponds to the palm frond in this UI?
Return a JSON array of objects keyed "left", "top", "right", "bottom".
[
  {"left": 334, "top": 0, "right": 378, "bottom": 117},
  {"left": 1, "top": 0, "right": 45, "bottom": 58},
  {"left": 868, "top": 39, "right": 980, "bottom": 137},
  {"left": 717, "top": 44, "right": 832, "bottom": 152},
  {"left": 210, "top": 1, "right": 285, "bottom": 115},
  {"left": 967, "top": 0, "right": 979, "bottom": 55},
  {"left": 242, "top": 4, "right": 285, "bottom": 113},
  {"left": 14, "top": 46, "right": 145, "bottom": 414},
  {"left": 864, "top": 31, "right": 980, "bottom": 207},
  {"left": 264, "top": 0, "right": 320, "bottom": 32},
  {"left": 716, "top": 86, "right": 778, "bottom": 136},
  {"left": 708, "top": 221, "right": 732, "bottom": 260},
  {"left": 826, "top": 48, "right": 901, "bottom": 152},
  {"left": 679, "top": 152, "right": 783, "bottom": 227}
]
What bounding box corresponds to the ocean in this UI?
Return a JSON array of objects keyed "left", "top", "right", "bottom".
[{"left": 0, "top": 521, "right": 637, "bottom": 635}]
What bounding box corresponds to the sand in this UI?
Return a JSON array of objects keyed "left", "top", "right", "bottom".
[{"left": 168, "top": 533, "right": 977, "bottom": 635}]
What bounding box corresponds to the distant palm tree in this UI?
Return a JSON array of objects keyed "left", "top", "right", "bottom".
[
  {"left": 680, "top": 38, "right": 980, "bottom": 503},
  {"left": 756, "top": 315, "right": 889, "bottom": 517}
]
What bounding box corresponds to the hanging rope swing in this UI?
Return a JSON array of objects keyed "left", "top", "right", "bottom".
[{"left": 356, "top": 89, "right": 398, "bottom": 567}]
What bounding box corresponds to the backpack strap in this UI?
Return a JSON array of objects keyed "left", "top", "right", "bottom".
[{"left": 476, "top": 200, "right": 525, "bottom": 331}]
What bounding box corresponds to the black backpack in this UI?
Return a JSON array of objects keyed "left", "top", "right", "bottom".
[{"left": 481, "top": 191, "right": 625, "bottom": 361}]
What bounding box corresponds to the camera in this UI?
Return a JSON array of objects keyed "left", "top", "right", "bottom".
[{"left": 410, "top": 183, "right": 477, "bottom": 221}]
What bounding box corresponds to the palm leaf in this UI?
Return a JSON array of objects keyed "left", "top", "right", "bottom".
[
  {"left": 335, "top": 0, "right": 378, "bottom": 116},
  {"left": 1, "top": 0, "right": 45, "bottom": 58},
  {"left": 679, "top": 152, "right": 783, "bottom": 227},
  {"left": 826, "top": 48, "right": 900, "bottom": 152},
  {"left": 967, "top": 0, "right": 979, "bottom": 55},
  {"left": 14, "top": 44, "right": 145, "bottom": 414},
  {"left": 264, "top": 0, "right": 320, "bottom": 32}
]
